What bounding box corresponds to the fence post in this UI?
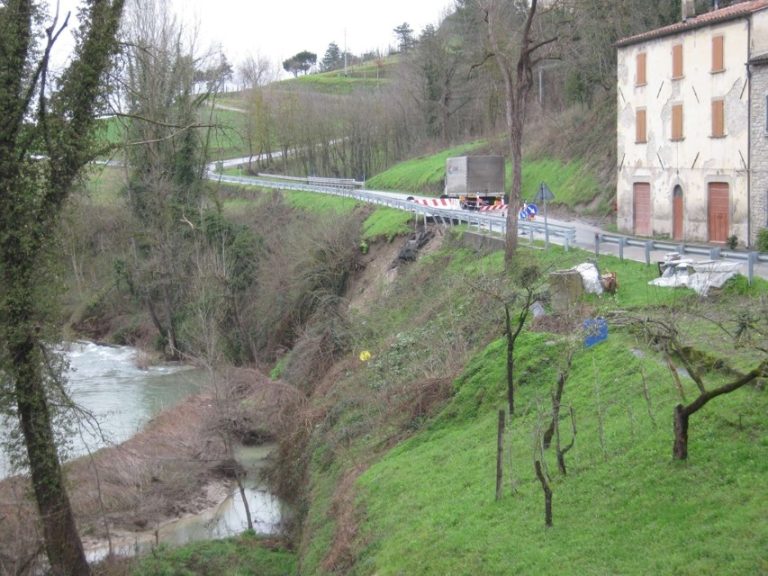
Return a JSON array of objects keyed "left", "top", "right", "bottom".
[
  {"left": 748, "top": 252, "right": 758, "bottom": 285},
  {"left": 645, "top": 241, "right": 653, "bottom": 266}
]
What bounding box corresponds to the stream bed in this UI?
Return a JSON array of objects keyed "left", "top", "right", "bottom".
[{"left": 1, "top": 342, "right": 285, "bottom": 560}]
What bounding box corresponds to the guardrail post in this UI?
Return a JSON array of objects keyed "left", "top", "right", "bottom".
[
  {"left": 645, "top": 241, "right": 653, "bottom": 266},
  {"left": 594, "top": 233, "right": 600, "bottom": 258},
  {"left": 529, "top": 225, "right": 534, "bottom": 245},
  {"left": 748, "top": 252, "right": 758, "bottom": 285},
  {"left": 618, "top": 237, "right": 625, "bottom": 261},
  {"left": 709, "top": 247, "right": 721, "bottom": 260},
  {"left": 564, "top": 233, "right": 570, "bottom": 252}
]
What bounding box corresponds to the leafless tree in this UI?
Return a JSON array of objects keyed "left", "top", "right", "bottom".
[
  {"left": 476, "top": 0, "right": 559, "bottom": 265},
  {"left": 639, "top": 306, "right": 768, "bottom": 460}
]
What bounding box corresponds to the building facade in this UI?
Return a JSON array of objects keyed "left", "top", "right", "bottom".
[{"left": 616, "top": 0, "right": 768, "bottom": 247}]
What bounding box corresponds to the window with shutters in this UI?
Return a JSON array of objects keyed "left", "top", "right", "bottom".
[
  {"left": 636, "top": 108, "right": 647, "bottom": 143},
  {"left": 636, "top": 52, "right": 647, "bottom": 86},
  {"left": 711, "top": 99, "right": 725, "bottom": 138},
  {"left": 712, "top": 35, "right": 724, "bottom": 73},
  {"left": 672, "top": 44, "right": 683, "bottom": 79},
  {"left": 671, "top": 103, "right": 684, "bottom": 141}
]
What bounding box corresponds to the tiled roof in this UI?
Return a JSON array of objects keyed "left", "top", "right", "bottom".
[
  {"left": 616, "top": 0, "right": 768, "bottom": 48},
  {"left": 750, "top": 51, "right": 768, "bottom": 65}
]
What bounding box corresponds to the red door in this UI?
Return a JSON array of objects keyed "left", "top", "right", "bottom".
[
  {"left": 707, "top": 183, "right": 729, "bottom": 243},
  {"left": 633, "top": 183, "right": 651, "bottom": 236},
  {"left": 672, "top": 186, "right": 683, "bottom": 241}
]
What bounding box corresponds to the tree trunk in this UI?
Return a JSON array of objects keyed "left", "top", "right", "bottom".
[
  {"left": 673, "top": 404, "right": 689, "bottom": 460},
  {"left": 672, "top": 403, "right": 691, "bottom": 460},
  {"left": 534, "top": 460, "right": 553, "bottom": 527},
  {"left": 13, "top": 335, "right": 91, "bottom": 575},
  {"left": 504, "top": 304, "right": 515, "bottom": 416}
]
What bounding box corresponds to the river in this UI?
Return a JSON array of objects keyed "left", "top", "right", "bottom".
[{"left": 1, "top": 341, "right": 285, "bottom": 559}]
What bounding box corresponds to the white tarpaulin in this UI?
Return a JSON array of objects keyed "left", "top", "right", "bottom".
[
  {"left": 573, "top": 262, "right": 604, "bottom": 295},
  {"left": 649, "top": 257, "right": 741, "bottom": 296}
]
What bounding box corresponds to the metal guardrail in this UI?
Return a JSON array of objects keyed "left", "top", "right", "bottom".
[
  {"left": 593, "top": 232, "right": 768, "bottom": 284},
  {"left": 208, "top": 171, "right": 578, "bottom": 250}
]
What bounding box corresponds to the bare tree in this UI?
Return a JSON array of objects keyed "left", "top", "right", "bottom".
[
  {"left": 477, "top": 0, "right": 558, "bottom": 265},
  {"left": 237, "top": 53, "right": 275, "bottom": 90},
  {"left": 640, "top": 309, "right": 768, "bottom": 460}
]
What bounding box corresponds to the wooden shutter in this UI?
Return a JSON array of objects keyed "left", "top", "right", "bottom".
[
  {"left": 633, "top": 183, "right": 652, "bottom": 236},
  {"left": 672, "top": 104, "right": 684, "bottom": 141},
  {"left": 636, "top": 52, "right": 647, "bottom": 86},
  {"left": 636, "top": 109, "right": 647, "bottom": 143},
  {"left": 673, "top": 186, "right": 684, "bottom": 241},
  {"left": 712, "top": 36, "right": 724, "bottom": 72},
  {"left": 708, "top": 183, "right": 729, "bottom": 243},
  {"left": 712, "top": 99, "right": 725, "bottom": 137},
  {"left": 672, "top": 44, "right": 683, "bottom": 79}
]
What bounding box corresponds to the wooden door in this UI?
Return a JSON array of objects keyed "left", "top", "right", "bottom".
[
  {"left": 707, "top": 183, "right": 729, "bottom": 243},
  {"left": 672, "top": 186, "right": 683, "bottom": 241},
  {"left": 633, "top": 182, "right": 651, "bottom": 236}
]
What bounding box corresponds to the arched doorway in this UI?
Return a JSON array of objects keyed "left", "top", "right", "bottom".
[{"left": 672, "top": 185, "right": 683, "bottom": 241}]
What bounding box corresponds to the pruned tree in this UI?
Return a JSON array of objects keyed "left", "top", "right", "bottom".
[
  {"left": 477, "top": 0, "right": 559, "bottom": 265},
  {"left": 471, "top": 263, "right": 543, "bottom": 417},
  {"left": 640, "top": 306, "right": 768, "bottom": 460},
  {"left": 542, "top": 347, "right": 574, "bottom": 450},
  {"left": 533, "top": 416, "right": 553, "bottom": 527},
  {"left": 0, "top": 0, "right": 124, "bottom": 573}
]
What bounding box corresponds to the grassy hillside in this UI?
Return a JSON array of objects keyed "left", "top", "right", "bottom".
[
  {"left": 365, "top": 143, "right": 605, "bottom": 212},
  {"left": 276, "top": 58, "right": 399, "bottom": 94},
  {"left": 282, "top": 232, "right": 767, "bottom": 575}
]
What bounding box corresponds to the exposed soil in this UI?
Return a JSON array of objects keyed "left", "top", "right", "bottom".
[{"left": 0, "top": 367, "right": 300, "bottom": 569}]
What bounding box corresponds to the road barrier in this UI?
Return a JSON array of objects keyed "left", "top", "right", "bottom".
[
  {"left": 207, "top": 171, "right": 577, "bottom": 251},
  {"left": 593, "top": 232, "right": 768, "bottom": 284}
]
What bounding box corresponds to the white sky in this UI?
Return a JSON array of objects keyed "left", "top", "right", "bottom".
[{"left": 50, "top": 0, "right": 455, "bottom": 76}]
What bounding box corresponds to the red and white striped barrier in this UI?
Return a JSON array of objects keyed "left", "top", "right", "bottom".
[
  {"left": 409, "top": 196, "right": 462, "bottom": 210},
  {"left": 478, "top": 203, "right": 507, "bottom": 212}
]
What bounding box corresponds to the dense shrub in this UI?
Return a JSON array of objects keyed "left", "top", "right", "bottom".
[{"left": 757, "top": 227, "right": 768, "bottom": 253}]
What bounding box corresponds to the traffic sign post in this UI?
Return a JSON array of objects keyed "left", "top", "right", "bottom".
[{"left": 535, "top": 183, "right": 555, "bottom": 248}]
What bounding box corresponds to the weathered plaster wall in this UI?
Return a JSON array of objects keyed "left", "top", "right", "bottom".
[
  {"left": 751, "top": 63, "right": 768, "bottom": 245},
  {"left": 617, "top": 18, "right": 751, "bottom": 243}
]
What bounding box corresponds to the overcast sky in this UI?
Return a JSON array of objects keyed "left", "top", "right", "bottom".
[{"left": 51, "top": 0, "right": 455, "bottom": 76}]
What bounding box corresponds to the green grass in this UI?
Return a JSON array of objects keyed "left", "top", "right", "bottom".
[
  {"left": 365, "top": 142, "right": 488, "bottom": 194},
  {"left": 363, "top": 144, "right": 603, "bottom": 210},
  {"left": 78, "top": 165, "right": 124, "bottom": 206},
  {"left": 276, "top": 58, "right": 398, "bottom": 95},
  {"left": 285, "top": 229, "right": 768, "bottom": 575},
  {"left": 356, "top": 328, "right": 768, "bottom": 575},
  {"left": 130, "top": 534, "right": 296, "bottom": 576},
  {"left": 521, "top": 157, "right": 601, "bottom": 208}
]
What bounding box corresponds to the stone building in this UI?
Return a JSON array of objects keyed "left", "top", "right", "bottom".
[{"left": 616, "top": 0, "right": 768, "bottom": 247}]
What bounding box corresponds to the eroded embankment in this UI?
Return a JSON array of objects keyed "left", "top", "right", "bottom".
[{"left": 0, "top": 367, "right": 302, "bottom": 566}]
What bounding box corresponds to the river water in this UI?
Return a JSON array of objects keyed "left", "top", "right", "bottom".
[{"left": 1, "top": 341, "right": 285, "bottom": 558}]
